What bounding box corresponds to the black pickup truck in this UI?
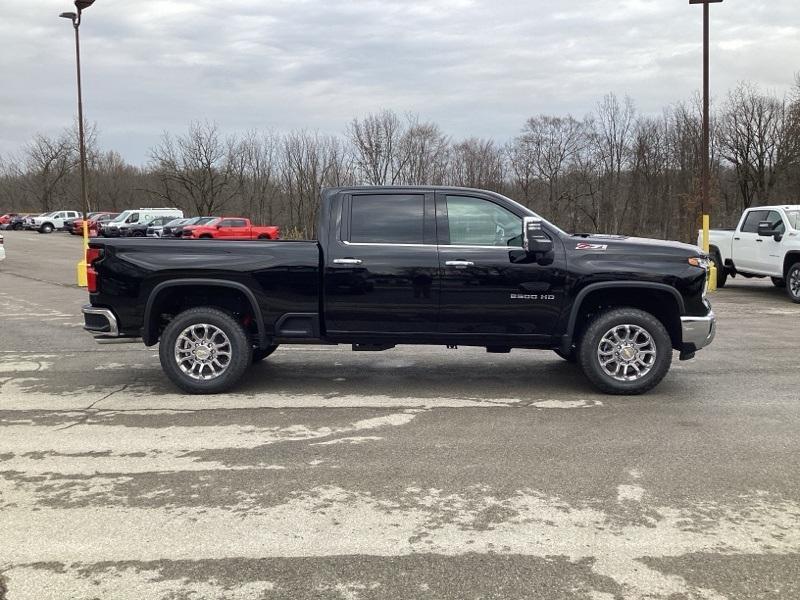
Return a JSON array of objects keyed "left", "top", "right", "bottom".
[{"left": 82, "top": 186, "right": 716, "bottom": 395}]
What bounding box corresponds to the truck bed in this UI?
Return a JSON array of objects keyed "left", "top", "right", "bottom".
[{"left": 89, "top": 238, "right": 321, "bottom": 338}]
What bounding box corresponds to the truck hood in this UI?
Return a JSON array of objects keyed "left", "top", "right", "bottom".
[{"left": 568, "top": 234, "right": 703, "bottom": 257}]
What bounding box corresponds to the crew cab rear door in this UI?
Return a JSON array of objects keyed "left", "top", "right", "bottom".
[
  {"left": 435, "top": 192, "right": 565, "bottom": 340},
  {"left": 217, "top": 218, "right": 249, "bottom": 239},
  {"left": 324, "top": 191, "right": 439, "bottom": 336}
]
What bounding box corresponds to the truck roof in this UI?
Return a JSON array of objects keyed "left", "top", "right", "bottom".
[{"left": 746, "top": 205, "right": 800, "bottom": 211}]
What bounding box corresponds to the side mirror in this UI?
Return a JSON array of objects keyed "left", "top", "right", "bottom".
[
  {"left": 757, "top": 221, "right": 774, "bottom": 237},
  {"left": 523, "top": 217, "right": 554, "bottom": 255},
  {"left": 757, "top": 221, "right": 783, "bottom": 242},
  {"left": 216, "top": 224, "right": 222, "bottom": 230}
]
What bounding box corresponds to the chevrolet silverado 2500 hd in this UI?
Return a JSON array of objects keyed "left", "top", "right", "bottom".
[{"left": 82, "top": 186, "right": 716, "bottom": 395}]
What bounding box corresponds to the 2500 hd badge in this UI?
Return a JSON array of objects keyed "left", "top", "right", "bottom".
[{"left": 82, "top": 186, "right": 716, "bottom": 396}]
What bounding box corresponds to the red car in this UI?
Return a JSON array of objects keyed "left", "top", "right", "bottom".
[
  {"left": 183, "top": 218, "right": 280, "bottom": 240},
  {"left": 0, "top": 213, "right": 19, "bottom": 226},
  {"left": 71, "top": 212, "right": 119, "bottom": 236}
]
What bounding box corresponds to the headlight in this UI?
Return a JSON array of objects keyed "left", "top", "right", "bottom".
[{"left": 688, "top": 257, "right": 710, "bottom": 269}]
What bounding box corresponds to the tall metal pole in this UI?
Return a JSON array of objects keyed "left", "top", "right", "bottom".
[
  {"left": 74, "top": 17, "right": 89, "bottom": 233},
  {"left": 701, "top": 2, "right": 710, "bottom": 254}
]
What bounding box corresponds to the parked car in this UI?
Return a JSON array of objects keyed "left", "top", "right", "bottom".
[
  {"left": 86, "top": 213, "right": 120, "bottom": 237},
  {"left": 5, "top": 214, "right": 31, "bottom": 231},
  {"left": 24, "top": 213, "right": 48, "bottom": 230},
  {"left": 157, "top": 217, "right": 190, "bottom": 238},
  {"left": 126, "top": 215, "right": 176, "bottom": 237},
  {"left": 0, "top": 233, "right": 5, "bottom": 262},
  {"left": 82, "top": 186, "right": 715, "bottom": 396},
  {"left": 170, "top": 216, "right": 217, "bottom": 238},
  {"left": 183, "top": 217, "right": 280, "bottom": 240},
  {"left": 101, "top": 208, "right": 183, "bottom": 237},
  {"left": 702, "top": 205, "right": 800, "bottom": 302},
  {"left": 0, "top": 213, "right": 19, "bottom": 229},
  {"left": 33, "top": 210, "right": 81, "bottom": 233},
  {"left": 67, "top": 212, "right": 106, "bottom": 235}
]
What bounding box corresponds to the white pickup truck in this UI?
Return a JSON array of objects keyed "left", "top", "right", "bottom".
[{"left": 701, "top": 205, "right": 800, "bottom": 302}]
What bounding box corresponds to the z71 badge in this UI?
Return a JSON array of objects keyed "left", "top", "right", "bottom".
[{"left": 575, "top": 243, "right": 608, "bottom": 250}]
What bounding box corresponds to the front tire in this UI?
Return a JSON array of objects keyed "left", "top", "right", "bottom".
[
  {"left": 159, "top": 307, "right": 252, "bottom": 394},
  {"left": 578, "top": 308, "right": 673, "bottom": 395},
  {"left": 39, "top": 223, "right": 54, "bottom": 234},
  {"left": 786, "top": 264, "right": 800, "bottom": 304}
]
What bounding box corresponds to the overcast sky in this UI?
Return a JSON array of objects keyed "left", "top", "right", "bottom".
[{"left": 2, "top": 0, "right": 798, "bottom": 165}]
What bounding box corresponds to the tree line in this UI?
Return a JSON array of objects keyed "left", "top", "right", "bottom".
[{"left": 1, "top": 77, "right": 798, "bottom": 241}]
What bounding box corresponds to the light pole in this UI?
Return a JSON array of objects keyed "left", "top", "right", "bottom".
[
  {"left": 60, "top": 0, "right": 95, "bottom": 287},
  {"left": 690, "top": 0, "right": 722, "bottom": 289}
]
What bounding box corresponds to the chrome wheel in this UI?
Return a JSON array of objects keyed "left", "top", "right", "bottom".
[
  {"left": 790, "top": 268, "right": 800, "bottom": 298},
  {"left": 597, "top": 324, "right": 657, "bottom": 382},
  {"left": 174, "top": 323, "right": 232, "bottom": 380}
]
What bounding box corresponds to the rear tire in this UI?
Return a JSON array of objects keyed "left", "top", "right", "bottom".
[
  {"left": 252, "top": 345, "right": 279, "bottom": 364},
  {"left": 578, "top": 308, "right": 673, "bottom": 395},
  {"left": 159, "top": 307, "right": 252, "bottom": 394},
  {"left": 786, "top": 264, "right": 800, "bottom": 304},
  {"left": 712, "top": 250, "right": 727, "bottom": 288}
]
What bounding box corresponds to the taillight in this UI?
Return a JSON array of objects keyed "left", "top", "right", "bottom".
[{"left": 86, "top": 247, "right": 104, "bottom": 293}]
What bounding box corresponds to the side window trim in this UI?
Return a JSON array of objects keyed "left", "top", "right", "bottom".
[{"left": 346, "top": 192, "right": 427, "bottom": 246}]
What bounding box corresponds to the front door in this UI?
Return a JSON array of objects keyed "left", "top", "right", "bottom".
[
  {"left": 217, "top": 218, "right": 248, "bottom": 239},
  {"left": 756, "top": 210, "right": 786, "bottom": 276},
  {"left": 733, "top": 209, "right": 768, "bottom": 272},
  {"left": 436, "top": 193, "right": 566, "bottom": 340},
  {"left": 324, "top": 191, "right": 440, "bottom": 336}
]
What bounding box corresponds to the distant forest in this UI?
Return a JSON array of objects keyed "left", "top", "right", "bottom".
[{"left": 1, "top": 76, "right": 798, "bottom": 242}]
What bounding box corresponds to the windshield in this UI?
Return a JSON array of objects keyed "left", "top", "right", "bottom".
[
  {"left": 109, "top": 211, "right": 131, "bottom": 223},
  {"left": 785, "top": 210, "right": 800, "bottom": 230},
  {"left": 165, "top": 218, "right": 185, "bottom": 227},
  {"left": 198, "top": 217, "right": 219, "bottom": 225}
]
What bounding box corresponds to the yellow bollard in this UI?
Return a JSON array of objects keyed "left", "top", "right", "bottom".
[
  {"left": 707, "top": 263, "right": 717, "bottom": 293},
  {"left": 76, "top": 218, "right": 90, "bottom": 287}
]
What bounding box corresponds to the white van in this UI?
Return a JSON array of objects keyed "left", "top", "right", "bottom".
[{"left": 103, "top": 208, "right": 184, "bottom": 237}]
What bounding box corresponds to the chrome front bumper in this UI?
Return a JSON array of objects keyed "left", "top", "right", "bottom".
[
  {"left": 681, "top": 309, "right": 716, "bottom": 351},
  {"left": 82, "top": 305, "right": 119, "bottom": 337}
]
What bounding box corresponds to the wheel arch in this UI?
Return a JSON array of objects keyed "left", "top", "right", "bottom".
[
  {"left": 782, "top": 252, "right": 800, "bottom": 278},
  {"left": 142, "top": 279, "right": 266, "bottom": 348},
  {"left": 562, "top": 282, "right": 685, "bottom": 353}
]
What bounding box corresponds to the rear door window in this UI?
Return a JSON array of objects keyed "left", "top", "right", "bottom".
[{"left": 349, "top": 194, "right": 424, "bottom": 244}]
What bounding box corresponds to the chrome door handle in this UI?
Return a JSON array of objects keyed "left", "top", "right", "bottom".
[
  {"left": 333, "top": 258, "right": 363, "bottom": 265},
  {"left": 445, "top": 260, "right": 475, "bottom": 267}
]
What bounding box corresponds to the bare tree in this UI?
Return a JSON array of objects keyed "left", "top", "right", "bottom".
[
  {"left": 281, "top": 131, "right": 353, "bottom": 238},
  {"left": 718, "top": 83, "right": 797, "bottom": 211},
  {"left": 346, "top": 109, "right": 407, "bottom": 185},
  {"left": 149, "top": 121, "right": 240, "bottom": 216},
  {"left": 395, "top": 116, "right": 450, "bottom": 185},
  {"left": 447, "top": 138, "right": 505, "bottom": 191},
  {"left": 17, "top": 131, "right": 76, "bottom": 212},
  {"left": 234, "top": 130, "right": 282, "bottom": 225}
]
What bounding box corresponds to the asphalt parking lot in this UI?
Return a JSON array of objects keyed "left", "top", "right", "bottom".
[{"left": 1, "top": 230, "right": 799, "bottom": 600}]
